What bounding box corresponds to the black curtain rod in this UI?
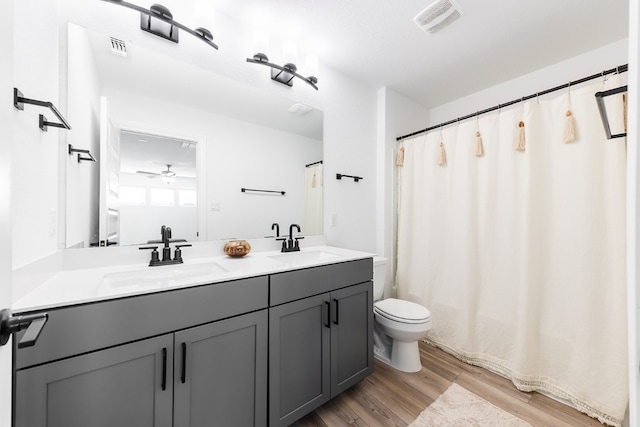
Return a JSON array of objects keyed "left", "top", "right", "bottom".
[
  {"left": 305, "top": 160, "right": 323, "bottom": 167},
  {"left": 396, "top": 63, "right": 629, "bottom": 142}
]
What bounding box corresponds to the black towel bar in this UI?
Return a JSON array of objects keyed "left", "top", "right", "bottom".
[
  {"left": 241, "top": 188, "right": 286, "bottom": 195},
  {"left": 336, "top": 173, "right": 363, "bottom": 183},
  {"left": 14, "top": 88, "right": 71, "bottom": 131}
]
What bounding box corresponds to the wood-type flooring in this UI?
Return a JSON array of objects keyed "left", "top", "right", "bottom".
[{"left": 293, "top": 341, "right": 604, "bottom": 427}]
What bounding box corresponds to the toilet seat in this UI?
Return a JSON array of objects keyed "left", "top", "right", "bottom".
[{"left": 374, "top": 298, "right": 431, "bottom": 324}]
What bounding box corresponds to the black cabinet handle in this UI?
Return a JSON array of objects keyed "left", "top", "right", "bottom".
[
  {"left": 333, "top": 299, "right": 340, "bottom": 325},
  {"left": 161, "top": 348, "right": 167, "bottom": 391},
  {"left": 324, "top": 301, "right": 331, "bottom": 328},
  {"left": 181, "top": 342, "right": 187, "bottom": 383}
]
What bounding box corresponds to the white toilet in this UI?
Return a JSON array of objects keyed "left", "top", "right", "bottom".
[{"left": 372, "top": 257, "right": 432, "bottom": 373}]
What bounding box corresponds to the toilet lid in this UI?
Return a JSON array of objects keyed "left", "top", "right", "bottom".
[{"left": 374, "top": 298, "right": 431, "bottom": 324}]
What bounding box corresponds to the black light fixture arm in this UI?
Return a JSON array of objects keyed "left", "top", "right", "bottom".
[
  {"left": 14, "top": 88, "right": 71, "bottom": 131},
  {"left": 247, "top": 54, "right": 319, "bottom": 90},
  {"left": 100, "top": 0, "right": 218, "bottom": 50}
]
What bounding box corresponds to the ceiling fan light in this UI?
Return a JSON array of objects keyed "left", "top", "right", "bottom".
[{"left": 161, "top": 175, "right": 176, "bottom": 184}]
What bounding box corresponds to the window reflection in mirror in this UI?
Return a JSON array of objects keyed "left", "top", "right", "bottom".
[{"left": 119, "top": 131, "right": 197, "bottom": 246}]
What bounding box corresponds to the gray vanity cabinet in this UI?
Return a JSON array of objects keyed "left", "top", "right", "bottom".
[
  {"left": 173, "top": 310, "right": 268, "bottom": 427},
  {"left": 329, "top": 281, "right": 374, "bottom": 396},
  {"left": 268, "top": 259, "right": 374, "bottom": 427},
  {"left": 268, "top": 294, "right": 332, "bottom": 426},
  {"left": 15, "top": 333, "right": 174, "bottom": 427},
  {"left": 13, "top": 275, "right": 269, "bottom": 427}
]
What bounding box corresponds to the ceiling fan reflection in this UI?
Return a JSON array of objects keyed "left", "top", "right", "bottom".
[{"left": 136, "top": 164, "right": 184, "bottom": 184}]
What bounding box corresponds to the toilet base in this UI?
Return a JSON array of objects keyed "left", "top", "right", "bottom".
[{"left": 373, "top": 326, "right": 423, "bottom": 373}]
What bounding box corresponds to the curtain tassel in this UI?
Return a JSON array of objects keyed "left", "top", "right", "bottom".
[
  {"left": 396, "top": 145, "right": 405, "bottom": 166},
  {"left": 515, "top": 121, "right": 526, "bottom": 151},
  {"left": 438, "top": 142, "right": 447, "bottom": 166},
  {"left": 475, "top": 131, "right": 484, "bottom": 157},
  {"left": 563, "top": 110, "right": 575, "bottom": 143}
]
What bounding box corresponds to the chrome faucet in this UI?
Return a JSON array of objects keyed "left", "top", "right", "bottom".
[
  {"left": 277, "top": 224, "right": 304, "bottom": 252},
  {"left": 140, "top": 225, "right": 191, "bottom": 266}
]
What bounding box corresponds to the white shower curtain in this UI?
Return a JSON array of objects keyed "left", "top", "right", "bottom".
[
  {"left": 302, "top": 164, "right": 323, "bottom": 235},
  {"left": 396, "top": 78, "right": 627, "bottom": 426}
]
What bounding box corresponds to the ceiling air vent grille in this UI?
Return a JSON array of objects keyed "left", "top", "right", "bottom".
[
  {"left": 414, "top": 0, "right": 462, "bottom": 34},
  {"left": 109, "top": 37, "right": 127, "bottom": 57}
]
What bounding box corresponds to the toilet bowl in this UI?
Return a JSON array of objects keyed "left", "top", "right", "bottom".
[{"left": 372, "top": 257, "right": 432, "bottom": 373}]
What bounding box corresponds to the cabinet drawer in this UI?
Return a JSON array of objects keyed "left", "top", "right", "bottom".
[
  {"left": 15, "top": 276, "right": 268, "bottom": 369},
  {"left": 270, "top": 258, "right": 373, "bottom": 306}
]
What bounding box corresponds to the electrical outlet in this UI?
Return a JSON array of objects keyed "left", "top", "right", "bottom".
[
  {"left": 330, "top": 213, "right": 337, "bottom": 227},
  {"left": 209, "top": 202, "right": 221, "bottom": 212}
]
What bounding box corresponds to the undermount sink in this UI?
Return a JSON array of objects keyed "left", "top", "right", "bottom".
[
  {"left": 268, "top": 250, "right": 342, "bottom": 265},
  {"left": 99, "top": 262, "right": 228, "bottom": 289}
]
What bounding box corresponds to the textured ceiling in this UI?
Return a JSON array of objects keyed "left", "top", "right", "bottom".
[{"left": 212, "top": 0, "right": 629, "bottom": 108}]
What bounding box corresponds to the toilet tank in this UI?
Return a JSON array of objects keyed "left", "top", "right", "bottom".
[{"left": 373, "top": 257, "right": 388, "bottom": 301}]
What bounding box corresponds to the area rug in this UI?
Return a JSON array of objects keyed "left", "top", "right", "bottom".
[{"left": 408, "top": 383, "right": 533, "bottom": 427}]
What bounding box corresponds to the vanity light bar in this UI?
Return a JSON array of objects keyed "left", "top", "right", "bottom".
[
  {"left": 100, "top": 0, "right": 218, "bottom": 50},
  {"left": 247, "top": 53, "right": 319, "bottom": 90}
]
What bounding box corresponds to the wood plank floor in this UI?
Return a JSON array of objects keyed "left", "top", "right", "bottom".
[{"left": 293, "top": 341, "right": 604, "bottom": 427}]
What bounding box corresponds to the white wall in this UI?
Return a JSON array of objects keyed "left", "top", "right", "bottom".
[
  {"left": 314, "top": 72, "right": 378, "bottom": 252},
  {"left": 12, "top": 0, "right": 61, "bottom": 268},
  {"left": 427, "top": 39, "right": 629, "bottom": 125}
]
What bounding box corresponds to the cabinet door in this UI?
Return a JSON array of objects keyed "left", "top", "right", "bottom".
[
  {"left": 269, "top": 294, "right": 331, "bottom": 427},
  {"left": 174, "top": 310, "right": 268, "bottom": 427},
  {"left": 331, "top": 281, "right": 374, "bottom": 396},
  {"left": 15, "top": 334, "right": 173, "bottom": 427}
]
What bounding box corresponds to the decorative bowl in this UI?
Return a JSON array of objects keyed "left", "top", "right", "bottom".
[{"left": 223, "top": 240, "right": 251, "bottom": 258}]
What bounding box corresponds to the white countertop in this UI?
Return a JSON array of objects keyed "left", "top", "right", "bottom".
[{"left": 13, "top": 245, "right": 374, "bottom": 313}]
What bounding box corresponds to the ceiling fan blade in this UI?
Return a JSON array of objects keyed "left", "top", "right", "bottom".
[{"left": 136, "top": 170, "right": 161, "bottom": 176}]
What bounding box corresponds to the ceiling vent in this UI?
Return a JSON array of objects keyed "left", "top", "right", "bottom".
[
  {"left": 414, "top": 0, "right": 462, "bottom": 34},
  {"left": 109, "top": 37, "right": 128, "bottom": 57}
]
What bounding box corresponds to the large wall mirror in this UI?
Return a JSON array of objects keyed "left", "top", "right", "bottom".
[{"left": 61, "top": 4, "right": 323, "bottom": 249}]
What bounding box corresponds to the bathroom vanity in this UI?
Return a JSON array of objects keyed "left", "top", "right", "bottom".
[{"left": 10, "top": 246, "right": 373, "bottom": 427}]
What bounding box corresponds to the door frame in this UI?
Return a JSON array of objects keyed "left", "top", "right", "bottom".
[{"left": 1, "top": 0, "right": 15, "bottom": 424}]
